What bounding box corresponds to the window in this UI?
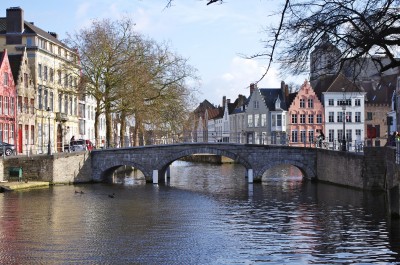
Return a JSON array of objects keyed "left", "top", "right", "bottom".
[
  {"left": 307, "top": 98, "right": 313, "bottom": 108},
  {"left": 74, "top": 98, "right": 77, "bottom": 115},
  {"left": 337, "top": 112, "right": 343, "bottom": 122},
  {"left": 329, "top": 129, "right": 334, "bottom": 142},
  {"left": 10, "top": 98, "right": 14, "bottom": 115},
  {"left": 69, "top": 97, "right": 73, "bottom": 115},
  {"left": 261, "top": 114, "right": 266, "bottom": 127},
  {"left": 254, "top": 114, "right": 260, "bottom": 127},
  {"left": 253, "top": 101, "right": 259, "bottom": 109},
  {"left": 31, "top": 125, "right": 35, "bottom": 145},
  {"left": 3, "top": 72, "right": 8, "bottom": 85},
  {"left": 300, "top": 130, "right": 306, "bottom": 143},
  {"left": 291, "top": 114, "right": 297, "bottom": 124},
  {"left": 328, "top": 99, "right": 334, "bottom": 106},
  {"left": 300, "top": 114, "right": 306, "bottom": 124},
  {"left": 4, "top": 97, "right": 9, "bottom": 115},
  {"left": 44, "top": 66, "right": 48, "bottom": 80},
  {"left": 355, "top": 112, "right": 361, "bottom": 122},
  {"left": 355, "top": 99, "right": 361, "bottom": 106},
  {"left": 44, "top": 89, "right": 48, "bottom": 110},
  {"left": 18, "top": 96, "right": 22, "bottom": 112},
  {"left": 338, "top": 129, "right": 343, "bottom": 142},
  {"left": 356, "top": 129, "right": 361, "bottom": 139},
  {"left": 328, "top": 112, "right": 334, "bottom": 122},
  {"left": 38, "top": 64, "right": 42, "bottom": 79},
  {"left": 276, "top": 114, "right": 282, "bottom": 126},
  {"left": 367, "top": 112, "right": 372, "bottom": 120},
  {"left": 308, "top": 130, "right": 314, "bottom": 143},
  {"left": 247, "top": 115, "right": 253, "bottom": 127},
  {"left": 24, "top": 73, "right": 28, "bottom": 88},
  {"left": 346, "top": 129, "right": 352, "bottom": 142},
  {"left": 317, "top": 114, "right": 322, "bottom": 123},
  {"left": 30, "top": 99, "right": 34, "bottom": 114},
  {"left": 24, "top": 97, "right": 28, "bottom": 113},
  {"left": 64, "top": 73, "right": 68, "bottom": 87},
  {"left": 308, "top": 114, "right": 314, "bottom": 124},
  {"left": 50, "top": 68, "right": 54, "bottom": 82},
  {"left": 291, "top": 130, "right": 298, "bottom": 143},
  {"left": 58, "top": 70, "right": 62, "bottom": 85},
  {"left": 300, "top": 99, "right": 305, "bottom": 108},
  {"left": 50, "top": 92, "right": 54, "bottom": 111},
  {"left": 346, "top": 112, "right": 352, "bottom": 122},
  {"left": 38, "top": 86, "right": 42, "bottom": 110},
  {"left": 58, "top": 94, "right": 62, "bottom": 113}
]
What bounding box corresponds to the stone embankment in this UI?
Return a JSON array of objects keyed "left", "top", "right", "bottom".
[{"left": 0, "top": 151, "right": 92, "bottom": 191}]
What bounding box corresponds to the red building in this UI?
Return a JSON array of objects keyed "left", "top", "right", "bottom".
[{"left": 0, "top": 49, "right": 17, "bottom": 145}]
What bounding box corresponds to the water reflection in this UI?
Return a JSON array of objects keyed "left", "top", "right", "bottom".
[{"left": 0, "top": 161, "right": 399, "bottom": 264}]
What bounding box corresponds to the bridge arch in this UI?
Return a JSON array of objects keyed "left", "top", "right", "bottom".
[
  {"left": 257, "top": 159, "right": 316, "bottom": 181},
  {"left": 156, "top": 147, "right": 252, "bottom": 178},
  {"left": 98, "top": 160, "right": 149, "bottom": 182}
]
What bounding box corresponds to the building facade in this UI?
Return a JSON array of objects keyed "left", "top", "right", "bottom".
[
  {"left": 287, "top": 80, "right": 324, "bottom": 147},
  {"left": 0, "top": 7, "right": 82, "bottom": 153},
  {"left": 0, "top": 49, "right": 17, "bottom": 148}
]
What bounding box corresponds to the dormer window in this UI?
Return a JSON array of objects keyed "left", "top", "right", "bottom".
[{"left": 275, "top": 98, "right": 281, "bottom": 109}]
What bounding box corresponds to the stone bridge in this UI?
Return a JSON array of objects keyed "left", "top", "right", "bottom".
[{"left": 91, "top": 143, "right": 317, "bottom": 183}]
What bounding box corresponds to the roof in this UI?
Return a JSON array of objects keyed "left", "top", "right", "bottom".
[
  {"left": 0, "top": 18, "right": 68, "bottom": 48},
  {"left": 259, "top": 88, "right": 287, "bottom": 111},
  {"left": 325, "top": 73, "right": 363, "bottom": 94},
  {"left": 360, "top": 73, "right": 398, "bottom": 105},
  {"left": 7, "top": 54, "right": 23, "bottom": 82}
]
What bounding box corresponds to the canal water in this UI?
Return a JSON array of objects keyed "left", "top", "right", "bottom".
[{"left": 0, "top": 161, "right": 400, "bottom": 264}]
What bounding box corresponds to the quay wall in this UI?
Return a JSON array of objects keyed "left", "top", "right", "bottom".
[{"left": 1, "top": 152, "right": 92, "bottom": 184}]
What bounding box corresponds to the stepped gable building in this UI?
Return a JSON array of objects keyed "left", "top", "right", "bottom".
[
  {"left": 243, "top": 82, "right": 288, "bottom": 145},
  {"left": 0, "top": 49, "right": 17, "bottom": 148},
  {"left": 8, "top": 49, "right": 35, "bottom": 154},
  {"left": 0, "top": 7, "right": 81, "bottom": 154},
  {"left": 287, "top": 80, "right": 325, "bottom": 147}
]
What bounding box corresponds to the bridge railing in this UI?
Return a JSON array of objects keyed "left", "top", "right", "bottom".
[{"left": 96, "top": 131, "right": 374, "bottom": 153}]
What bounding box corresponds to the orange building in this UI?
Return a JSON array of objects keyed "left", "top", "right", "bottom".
[
  {"left": 287, "top": 80, "right": 324, "bottom": 147},
  {"left": 0, "top": 49, "right": 17, "bottom": 146}
]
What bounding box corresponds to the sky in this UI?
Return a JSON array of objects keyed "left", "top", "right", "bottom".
[{"left": 0, "top": 0, "right": 307, "bottom": 107}]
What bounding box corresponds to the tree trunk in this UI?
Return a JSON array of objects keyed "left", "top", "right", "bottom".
[{"left": 119, "top": 111, "right": 126, "bottom": 147}]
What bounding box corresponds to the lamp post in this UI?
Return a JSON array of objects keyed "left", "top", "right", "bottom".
[
  {"left": 47, "top": 107, "right": 51, "bottom": 155},
  {"left": 341, "top": 88, "right": 347, "bottom": 151}
]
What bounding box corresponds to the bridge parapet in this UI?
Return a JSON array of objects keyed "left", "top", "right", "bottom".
[{"left": 91, "top": 143, "right": 317, "bottom": 183}]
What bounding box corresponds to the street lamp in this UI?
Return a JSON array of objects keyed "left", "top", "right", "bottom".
[
  {"left": 47, "top": 107, "right": 51, "bottom": 155},
  {"left": 341, "top": 88, "right": 347, "bottom": 151}
]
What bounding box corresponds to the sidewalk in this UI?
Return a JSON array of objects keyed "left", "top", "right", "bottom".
[{"left": 0, "top": 181, "right": 50, "bottom": 191}]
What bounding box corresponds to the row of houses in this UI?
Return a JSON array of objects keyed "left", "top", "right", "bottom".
[
  {"left": 0, "top": 7, "right": 105, "bottom": 155},
  {"left": 192, "top": 37, "right": 399, "bottom": 151}
]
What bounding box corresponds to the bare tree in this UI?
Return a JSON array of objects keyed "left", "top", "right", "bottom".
[
  {"left": 167, "top": 0, "right": 400, "bottom": 82},
  {"left": 258, "top": 0, "right": 400, "bottom": 81}
]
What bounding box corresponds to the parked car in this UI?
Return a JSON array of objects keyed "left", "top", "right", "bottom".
[
  {"left": 69, "top": 140, "right": 87, "bottom": 152},
  {"left": 84, "top": 139, "right": 95, "bottom": 151},
  {"left": 0, "top": 141, "right": 15, "bottom": 156}
]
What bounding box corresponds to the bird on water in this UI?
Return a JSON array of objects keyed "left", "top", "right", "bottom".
[{"left": 108, "top": 193, "right": 115, "bottom": 198}]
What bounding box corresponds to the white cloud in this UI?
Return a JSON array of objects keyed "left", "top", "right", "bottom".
[{"left": 201, "top": 56, "right": 282, "bottom": 105}]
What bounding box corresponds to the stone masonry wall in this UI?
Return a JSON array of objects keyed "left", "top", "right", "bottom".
[
  {"left": 2, "top": 152, "right": 92, "bottom": 184},
  {"left": 316, "top": 149, "right": 365, "bottom": 189}
]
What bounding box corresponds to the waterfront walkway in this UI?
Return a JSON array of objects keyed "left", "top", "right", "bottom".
[{"left": 0, "top": 181, "right": 49, "bottom": 191}]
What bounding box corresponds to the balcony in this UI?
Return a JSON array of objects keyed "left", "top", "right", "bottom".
[{"left": 56, "top": 112, "right": 68, "bottom": 122}]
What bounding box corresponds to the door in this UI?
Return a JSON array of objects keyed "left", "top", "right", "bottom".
[
  {"left": 18, "top": 124, "right": 22, "bottom": 154},
  {"left": 57, "top": 124, "right": 62, "bottom": 152}
]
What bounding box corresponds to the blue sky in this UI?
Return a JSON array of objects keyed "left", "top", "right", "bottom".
[{"left": 0, "top": 0, "right": 306, "bottom": 106}]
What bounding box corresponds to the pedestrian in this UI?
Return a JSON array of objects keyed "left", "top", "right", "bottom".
[{"left": 317, "top": 130, "right": 325, "bottom": 147}]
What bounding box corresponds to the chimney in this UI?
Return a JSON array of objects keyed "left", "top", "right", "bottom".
[
  {"left": 48, "top": 32, "right": 58, "bottom": 39},
  {"left": 227, "top": 99, "right": 231, "bottom": 104},
  {"left": 222, "top": 96, "right": 226, "bottom": 108},
  {"left": 250, "top": 83, "right": 255, "bottom": 95},
  {"left": 6, "top": 7, "right": 24, "bottom": 33}
]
